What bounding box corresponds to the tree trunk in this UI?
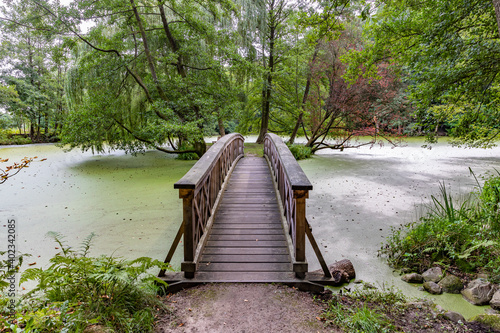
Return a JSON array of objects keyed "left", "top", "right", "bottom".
[
  {"left": 288, "top": 46, "right": 320, "bottom": 144},
  {"left": 218, "top": 118, "right": 225, "bottom": 137},
  {"left": 130, "top": 0, "right": 167, "bottom": 101},
  {"left": 493, "top": 0, "right": 500, "bottom": 37},
  {"left": 193, "top": 140, "right": 207, "bottom": 158},
  {"left": 256, "top": 21, "right": 276, "bottom": 144},
  {"left": 256, "top": 75, "right": 272, "bottom": 144},
  {"left": 288, "top": 112, "right": 303, "bottom": 144}
]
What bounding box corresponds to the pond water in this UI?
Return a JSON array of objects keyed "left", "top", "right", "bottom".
[{"left": 1, "top": 138, "right": 500, "bottom": 319}]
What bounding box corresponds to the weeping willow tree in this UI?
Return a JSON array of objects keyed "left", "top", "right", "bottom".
[{"left": 28, "top": 0, "right": 243, "bottom": 156}]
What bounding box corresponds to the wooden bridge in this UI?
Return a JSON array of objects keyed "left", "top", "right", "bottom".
[{"left": 159, "top": 133, "right": 337, "bottom": 292}]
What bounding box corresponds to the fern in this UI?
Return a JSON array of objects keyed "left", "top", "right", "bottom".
[{"left": 18, "top": 232, "right": 171, "bottom": 332}]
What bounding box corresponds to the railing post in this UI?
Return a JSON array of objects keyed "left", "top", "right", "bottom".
[
  {"left": 293, "top": 189, "right": 308, "bottom": 279},
  {"left": 179, "top": 188, "right": 195, "bottom": 278}
]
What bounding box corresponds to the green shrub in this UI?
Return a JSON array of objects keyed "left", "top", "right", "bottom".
[
  {"left": 0, "top": 131, "right": 32, "bottom": 145},
  {"left": 286, "top": 143, "right": 312, "bottom": 160},
  {"left": 176, "top": 142, "right": 199, "bottom": 160},
  {"left": 4, "top": 232, "right": 171, "bottom": 332},
  {"left": 479, "top": 172, "right": 500, "bottom": 233},
  {"left": 380, "top": 176, "right": 500, "bottom": 279}
]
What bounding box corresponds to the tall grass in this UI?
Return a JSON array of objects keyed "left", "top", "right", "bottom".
[{"left": 380, "top": 173, "right": 500, "bottom": 281}]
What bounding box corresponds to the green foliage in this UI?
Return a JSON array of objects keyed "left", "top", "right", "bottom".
[
  {"left": 286, "top": 143, "right": 312, "bottom": 160},
  {"left": 0, "top": 131, "right": 32, "bottom": 145},
  {"left": 6, "top": 232, "right": 171, "bottom": 332},
  {"left": 479, "top": 170, "right": 500, "bottom": 233},
  {"left": 353, "top": 0, "right": 500, "bottom": 147},
  {"left": 325, "top": 286, "right": 404, "bottom": 333},
  {"left": 380, "top": 174, "right": 500, "bottom": 281},
  {"left": 176, "top": 142, "right": 199, "bottom": 161},
  {"left": 327, "top": 303, "right": 389, "bottom": 333}
]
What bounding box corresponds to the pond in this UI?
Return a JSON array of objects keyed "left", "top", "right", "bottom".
[{"left": 1, "top": 138, "right": 500, "bottom": 319}]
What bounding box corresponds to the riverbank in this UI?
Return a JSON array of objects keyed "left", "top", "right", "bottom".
[{"left": 155, "top": 283, "right": 498, "bottom": 332}]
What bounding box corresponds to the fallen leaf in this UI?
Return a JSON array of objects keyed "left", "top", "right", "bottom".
[{"left": 28, "top": 262, "right": 36, "bottom": 266}]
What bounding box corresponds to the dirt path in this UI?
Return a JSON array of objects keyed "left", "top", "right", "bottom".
[{"left": 155, "top": 283, "right": 336, "bottom": 333}]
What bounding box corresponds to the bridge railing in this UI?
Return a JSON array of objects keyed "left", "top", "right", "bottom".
[
  {"left": 173, "top": 133, "right": 244, "bottom": 278},
  {"left": 264, "top": 133, "right": 312, "bottom": 278}
]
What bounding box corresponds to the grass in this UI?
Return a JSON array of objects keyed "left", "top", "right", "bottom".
[
  {"left": 324, "top": 286, "right": 405, "bottom": 333},
  {"left": 1, "top": 232, "right": 171, "bottom": 332},
  {"left": 380, "top": 171, "right": 500, "bottom": 282},
  {"left": 244, "top": 143, "right": 264, "bottom": 157}
]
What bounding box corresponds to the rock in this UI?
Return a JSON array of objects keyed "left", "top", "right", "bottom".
[
  {"left": 401, "top": 273, "right": 423, "bottom": 283},
  {"left": 423, "top": 281, "right": 442, "bottom": 294},
  {"left": 363, "top": 282, "right": 377, "bottom": 289},
  {"left": 444, "top": 311, "right": 465, "bottom": 323},
  {"left": 491, "top": 289, "right": 500, "bottom": 310},
  {"left": 477, "top": 273, "right": 489, "bottom": 280},
  {"left": 469, "top": 314, "right": 500, "bottom": 331},
  {"left": 486, "top": 308, "right": 500, "bottom": 315},
  {"left": 422, "top": 267, "right": 443, "bottom": 282},
  {"left": 329, "top": 259, "right": 356, "bottom": 284},
  {"left": 461, "top": 279, "right": 497, "bottom": 305},
  {"left": 438, "top": 274, "right": 463, "bottom": 294},
  {"left": 313, "top": 259, "right": 355, "bottom": 285}
]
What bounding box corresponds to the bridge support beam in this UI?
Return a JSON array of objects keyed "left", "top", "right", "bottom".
[
  {"left": 293, "top": 190, "right": 308, "bottom": 278},
  {"left": 180, "top": 188, "right": 195, "bottom": 278}
]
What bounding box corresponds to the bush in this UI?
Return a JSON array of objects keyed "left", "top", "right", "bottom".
[
  {"left": 1, "top": 232, "right": 171, "bottom": 332},
  {"left": 0, "top": 131, "right": 32, "bottom": 145},
  {"left": 176, "top": 142, "right": 199, "bottom": 160},
  {"left": 380, "top": 176, "right": 500, "bottom": 280},
  {"left": 286, "top": 144, "right": 312, "bottom": 160}
]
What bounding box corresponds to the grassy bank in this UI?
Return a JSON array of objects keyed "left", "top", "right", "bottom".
[{"left": 380, "top": 171, "right": 500, "bottom": 282}]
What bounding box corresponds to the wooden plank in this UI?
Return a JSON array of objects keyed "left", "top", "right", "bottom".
[
  {"left": 206, "top": 240, "right": 288, "bottom": 247},
  {"left": 208, "top": 234, "right": 285, "bottom": 241},
  {"left": 210, "top": 223, "right": 283, "bottom": 229},
  {"left": 200, "top": 254, "right": 290, "bottom": 263},
  {"left": 198, "top": 262, "right": 292, "bottom": 272},
  {"left": 210, "top": 229, "right": 284, "bottom": 235},
  {"left": 202, "top": 247, "right": 290, "bottom": 255},
  {"left": 184, "top": 271, "right": 296, "bottom": 281}
]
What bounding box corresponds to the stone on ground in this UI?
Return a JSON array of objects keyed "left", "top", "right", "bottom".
[
  {"left": 422, "top": 267, "right": 443, "bottom": 282},
  {"left": 423, "top": 281, "right": 442, "bottom": 294},
  {"left": 401, "top": 273, "right": 423, "bottom": 283},
  {"left": 438, "top": 274, "right": 463, "bottom": 294},
  {"left": 461, "top": 279, "right": 497, "bottom": 305}
]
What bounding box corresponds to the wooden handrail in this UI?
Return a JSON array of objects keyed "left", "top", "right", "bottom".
[
  {"left": 174, "top": 133, "right": 244, "bottom": 278},
  {"left": 264, "top": 133, "right": 312, "bottom": 278}
]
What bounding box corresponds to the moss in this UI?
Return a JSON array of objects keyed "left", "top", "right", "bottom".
[{"left": 470, "top": 314, "right": 500, "bottom": 330}]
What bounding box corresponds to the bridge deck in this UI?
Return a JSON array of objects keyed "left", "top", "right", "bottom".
[{"left": 198, "top": 157, "right": 292, "bottom": 278}]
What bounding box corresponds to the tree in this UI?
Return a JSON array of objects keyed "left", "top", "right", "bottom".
[
  {"left": 18, "top": 0, "right": 242, "bottom": 157},
  {"left": 302, "top": 25, "right": 411, "bottom": 153},
  {"left": 0, "top": 0, "right": 68, "bottom": 141},
  {"left": 348, "top": 0, "right": 500, "bottom": 147}
]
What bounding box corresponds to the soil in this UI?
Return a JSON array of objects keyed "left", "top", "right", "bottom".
[
  {"left": 154, "top": 283, "right": 335, "bottom": 333},
  {"left": 154, "top": 283, "right": 500, "bottom": 333}
]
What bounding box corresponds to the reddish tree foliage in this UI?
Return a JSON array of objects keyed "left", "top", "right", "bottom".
[{"left": 303, "top": 30, "right": 412, "bottom": 152}]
